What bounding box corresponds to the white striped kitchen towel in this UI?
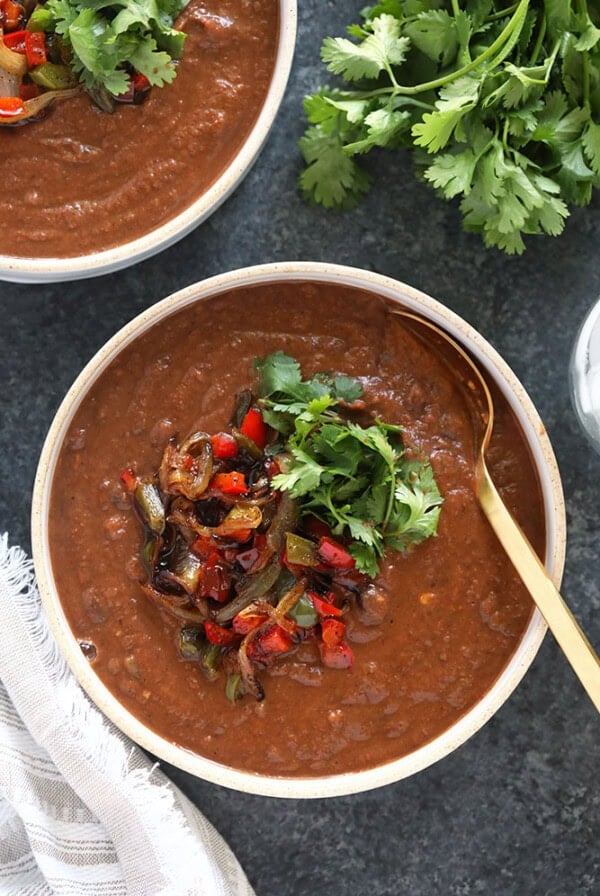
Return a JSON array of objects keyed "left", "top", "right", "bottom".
[{"left": 0, "top": 534, "right": 256, "bottom": 896}]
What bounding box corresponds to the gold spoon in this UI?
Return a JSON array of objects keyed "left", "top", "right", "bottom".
[{"left": 393, "top": 308, "right": 600, "bottom": 713}]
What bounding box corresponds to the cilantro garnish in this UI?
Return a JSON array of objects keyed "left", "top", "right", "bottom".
[
  {"left": 299, "top": 1, "right": 600, "bottom": 254},
  {"left": 44, "top": 0, "right": 190, "bottom": 96},
  {"left": 256, "top": 352, "right": 443, "bottom": 578}
]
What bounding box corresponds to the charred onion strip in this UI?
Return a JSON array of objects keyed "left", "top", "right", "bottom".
[{"left": 139, "top": 581, "right": 209, "bottom": 623}]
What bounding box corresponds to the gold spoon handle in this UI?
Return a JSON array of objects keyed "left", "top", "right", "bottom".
[{"left": 479, "top": 466, "right": 600, "bottom": 712}]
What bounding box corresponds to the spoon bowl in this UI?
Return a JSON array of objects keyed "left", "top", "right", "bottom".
[{"left": 394, "top": 308, "right": 600, "bottom": 713}]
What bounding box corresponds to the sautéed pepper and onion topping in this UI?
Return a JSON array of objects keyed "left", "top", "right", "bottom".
[
  {"left": 123, "top": 352, "right": 444, "bottom": 703},
  {"left": 0, "top": 0, "right": 190, "bottom": 125}
]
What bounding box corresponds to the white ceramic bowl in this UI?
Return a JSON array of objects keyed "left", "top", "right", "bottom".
[
  {"left": 31, "top": 262, "right": 566, "bottom": 797},
  {"left": 0, "top": 3, "right": 296, "bottom": 284}
]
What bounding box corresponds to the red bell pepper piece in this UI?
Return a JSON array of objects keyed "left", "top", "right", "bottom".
[
  {"left": 0, "top": 95, "right": 24, "bottom": 117},
  {"left": 309, "top": 591, "right": 343, "bottom": 618},
  {"left": 239, "top": 407, "right": 268, "bottom": 449},
  {"left": 211, "top": 471, "right": 248, "bottom": 495},
  {"left": 132, "top": 72, "right": 150, "bottom": 94},
  {"left": 236, "top": 533, "right": 269, "bottom": 573},
  {"left": 256, "top": 623, "right": 293, "bottom": 655},
  {"left": 204, "top": 620, "right": 237, "bottom": 646},
  {"left": 225, "top": 528, "right": 252, "bottom": 544},
  {"left": 263, "top": 457, "right": 280, "bottom": 480},
  {"left": 1, "top": 1, "right": 24, "bottom": 31},
  {"left": 182, "top": 453, "right": 195, "bottom": 471},
  {"left": 24, "top": 30, "right": 46, "bottom": 67},
  {"left": 321, "top": 617, "right": 346, "bottom": 648},
  {"left": 119, "top": 468, "right": 138, "bottom": 492},
  {"left": 232, "top": 610, "right": 269, "bottom": 635},
  {"left": 317, "top": 536, "right": 356, "bottom": 570},
  {"left": 3, "top": 28, "right": 26, "bottom": 52},
  {"left": 319, "top": 641, "right": 354, "bottom": 669},
  {"left": 210, "top": 432, "right": 238, "bottom": 459},
  {"left": 189, "top": 535, "right": 214, "bottom": 558},
  {"left": 19, "top": 81, "right": 40, "bottom": 100},
  {"left": 200, "top": 552, "right": 231, "bottom": 603}
]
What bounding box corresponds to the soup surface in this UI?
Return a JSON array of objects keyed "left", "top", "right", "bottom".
[
  {"left": 49, "top": 282, "right": 545, "bottom": 777},
  {"left": 0, "top": 0, "right": 279, "bottom": 258}
]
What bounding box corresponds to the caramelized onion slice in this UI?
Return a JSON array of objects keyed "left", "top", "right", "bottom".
[
  {"left": 139, "top": 581, "right": 208, "bottom": 623},
  {"left": 159, "top": 433, "right": 213, "bottom": 500},
  {"left": 212, "top": 504, "right": 262, "bottom": 536},
  {"left": 0, "top": 34, "right": 27, "bottom": 77},
  {"left": 162, "top": 539, "right": 204, "bottom": 595},
  {"left": 168, "top": 502, "right": 262, "bottom": 540},
  {"left": 237, "top": 637, "right": 265, "bottom": 701},
  {"left": 0, "top": 67, "right": 20, "bottom": 97}
]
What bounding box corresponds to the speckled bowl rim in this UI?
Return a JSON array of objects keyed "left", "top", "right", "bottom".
[
  {"left": 0, "top": 2, "right": 296, "bottom": 284},
  {"left": 31, "top": 262, "right": 567, "bottom": 798}
]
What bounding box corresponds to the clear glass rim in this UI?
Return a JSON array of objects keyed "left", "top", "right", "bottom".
[{"left": 570, "top": 295, "right": 600, "bottom": 454}]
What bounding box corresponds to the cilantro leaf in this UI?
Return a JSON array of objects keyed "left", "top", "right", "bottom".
[
  {"left": 44, "top": 0, "right": 189, "bottom": 96},
  {"left": 322, "top": 14, "right": 410, "bottom": 82},
  {"left": 424, "top": 148, "right": 479, "bottom": 197},
  {"left": 260, "top": 353, "right": 443, "bottom": 577},
  {"left": 387, "top": 460, "right": 443, "bottom": 550},
  {"left": 405, "top": 9, "right": 460, "bottom": 65},
  {"left": 412, "top": 76, "right": 480, "bottom": 152},
  {"left": 255, "top": 351, "right": 302, "bottom": 397},
  {"left": 583, "top": 121, "right": 600, "bottom": 175},
  {"left": 299, "top": 126, "right": 373, "bottom": 209},
  {"left": 271, "top": 447, "right": 326, "bottom": 498}
]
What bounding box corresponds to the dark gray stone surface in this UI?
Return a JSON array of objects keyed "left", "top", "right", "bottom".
[{"left": 0, "top": 2, "right": 598, "bottom": 893}]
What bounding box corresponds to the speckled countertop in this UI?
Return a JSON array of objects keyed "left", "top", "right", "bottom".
[{"left": 0, "top": 1, "right": 598, "bottom": 893}]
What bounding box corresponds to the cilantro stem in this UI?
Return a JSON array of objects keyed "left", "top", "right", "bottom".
[
  {"left": 576, "top": 0, "right": 591, "bottom": 106},
  {"left": 529, "top": 13, "right": 546, "bottom": 65},
  {"left": 380, "top": 0, "right": 530, "bottom": 98},
  {"left": 486, "top": 3, "right": 519, "bottom": 23},
  {"left": 582, "top": 51, "right": 591, "bottom": 107},
  {"left": 327, "top": 90, "right": 433, "bottom": 112},
  {"left": 382, "top": 459, "right": 398, "bottom": 533}
]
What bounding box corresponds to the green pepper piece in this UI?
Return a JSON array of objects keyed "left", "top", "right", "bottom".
[
  {"left": 86, "top": 83, "right": 115, "bottom": 114},
  {"left": 134, "top": 480, "right": 165, "bottom": 535},
  {"left": 225, "top": 673, "right": 243, "bottom": 703},
  {"left": 27, "top": 7, "right": 56, "bottom": 32},
  {"left": 178, "top": 625, "right": 206, "bottom": 660},
  {"left": 288, "top": 592, "right": 318, "bottom": 629},
  {"left": 200, "top": 643, "right": 222, "bottom": 681},
  {"left": 285, "top": 532, "right": 318, "bottom": 567},
  {"left": 141, "top": 536, "right": 157, "bottom": 575},
  {"left": 232, "top": 429, "right": 263, "bottom": 460},
  {"left": 30, "top": 62, "right": 79, "bottom": 90},
  {"left": 178, "top": 626, "right": 221, "bottom": 681},
  {"left": 231, "top": 389, "right": 253, "bottom": 429}
]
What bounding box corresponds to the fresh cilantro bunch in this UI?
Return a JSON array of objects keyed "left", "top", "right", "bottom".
[
  {"left": 299, "top": 0, "right": 600, "bottom": 254},
  {"left": 44, "top": 0, "right": 190, "bottom": 96},
  {"left": 255, "top": 352, "right": 443, "bottom": 577}
]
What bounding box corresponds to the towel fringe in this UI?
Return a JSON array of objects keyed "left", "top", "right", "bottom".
[{"left": 0, "top": 534, "right": 239, "bottom": 896}]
